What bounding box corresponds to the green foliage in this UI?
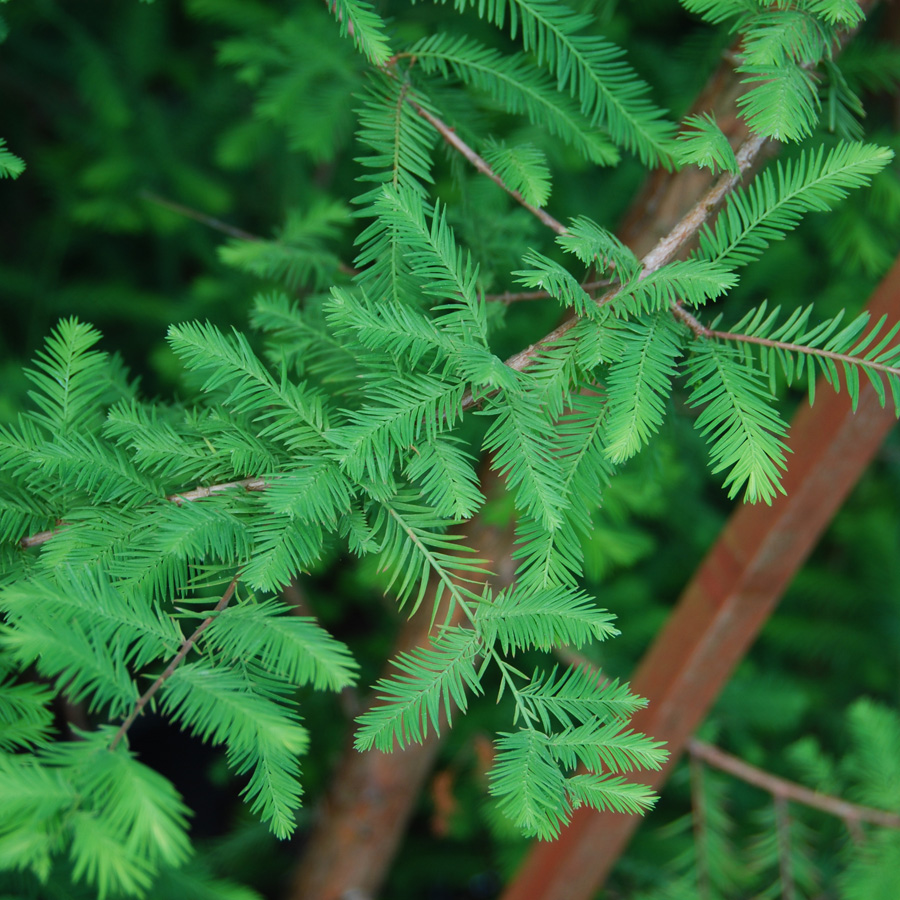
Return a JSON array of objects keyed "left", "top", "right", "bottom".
[
  {"left": 482, "top": 138, "right": 552, "bottom": 207},
  {"left": 697, "top": 142, "right": 893, "bottom": 268},
  {"left": 2, "top": 0, "right": 900, "bottom": 897},
  {"left": 676, "top": 113, "right": 739, "bottom": 174},
  {"left": 0, "top": 137, "right": 24, "bottom": 179},
  {"left": 631, "top": 702, "right": 900, "bottom": 900}
]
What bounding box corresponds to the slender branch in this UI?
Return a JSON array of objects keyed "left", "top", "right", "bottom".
[
  {"left": 140, "top": 189, "right": 264, "bottom": 243},
  {"left": 406, "top": 98, "right": 567, "bottom": 236},
  {"left": 19, "top": 478, "right": 269, "bottom": 549},
  {"left": 168, "top": 476, "right": 268, "bottom": 506},
  {"left": 19, "top": 526, "right": 67, "bottom": 549},
  {"left": 140, "top": 190, "right": 357, "bottom": 275},
  {"left": 109, "top": 571, "right": 242, "bottom": 751},
  {"left": 688, "top": 739, "right": 900, "bottom": 830},
  {"left": 485, "top": 279, "right": 612, "bottom": 304},
  {"left": 673, "top": 305, "right": 900, "bottom": 380},
  {"left": 705, "top": 328, "right": 900, "bottom": 380}
]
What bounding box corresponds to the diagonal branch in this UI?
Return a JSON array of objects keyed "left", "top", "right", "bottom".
[
  {"left": 19, "top": 478, "right": 269, "bottom": 549},
  {"left": 459, "top": 132, "right": 770, "bottom": 411},
  {"left": 108, "top": 570, "right": 242, "bottom": 751},
  {"left": 688, "top": 739, "right": 900, "bottom": 831},
  {"left": 684, "top": 317, "right": 900, "bottom": 382},
  {"left": 406, "top": 97, "right": 567, "bottom": 235}
]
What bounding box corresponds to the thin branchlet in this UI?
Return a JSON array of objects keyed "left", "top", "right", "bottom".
[{"left": 109, "top": 571, "right": 242, "bottom": 751}]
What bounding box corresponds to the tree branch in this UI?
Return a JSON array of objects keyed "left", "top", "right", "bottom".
[
  {"left": 485, "top": 279, "right": 612, "bottom": 304},
  {"left": 459, "top": 132, "right": 770, "bottom": 411},
  {"left": 406, "top": 98, "right": 567, "bottom": 235},
  {"left": 688, "top": 738, "right": 900, "bottom": 831},
  {"left": 108, "top": 571, "right": 242, "bottom": 751},
  {"left": 686, "top": 321, "right": 900, "bottom": 382},
  {"left": 19, "top": 478, "right": 269, "bottom": 549}
]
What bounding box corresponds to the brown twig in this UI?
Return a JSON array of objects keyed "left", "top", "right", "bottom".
[
  {"left": 168, "top": 476, "right": 268, "bottom": 506},
  {"left": 407, "top": 98, "right": 567, "bottom": 236},
  {"left": 459, "top": 132, "right": 770, "bottom": 411},
  {"left": 108, "top": 571, "right": 242, "bottom": 751},
  {"left": 140, "top": 190, "right": 357, "bottom": 275},
  {"left": 485, "top": 279, "right": 613, "bottom": 304},
  {"left": 19, "top": 477, "right": 269, "bottom": 549},
  {"left": 688, "top": 739, "right": 900, "bottom": 831},
  {"left": 674, "top": 314, "right": 900, "bottom": 382},
  {"left": 140, "top": 190, "right": 264, "bottom": 244}
]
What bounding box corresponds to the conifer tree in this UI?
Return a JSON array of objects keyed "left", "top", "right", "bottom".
[{"left": 1, "top": 1, "right": 899, "bottom": 898}]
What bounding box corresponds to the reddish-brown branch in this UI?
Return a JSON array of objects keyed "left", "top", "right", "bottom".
[
  {"left": 407, "top": 99, "right": 567, "bottom": 236},
  {"left": 688, "top": 739, "right": 900, "bottom": 831},
  {"left": 108, "top": 571, "right": 241, "bottom": 751}
]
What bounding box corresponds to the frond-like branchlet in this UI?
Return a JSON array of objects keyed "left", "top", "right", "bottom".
[
  {"left": 329, "top": 374, "right": 466, "bottom": 483},
  {"left": 201, "top": 600, "right": 358, "bottom": 692},
  {"left": 368, "top": 186, "right": 488, "bottom": 344},
  {"left": 354, "top": 625, "right": 483, "bottom": 751},
  {"left": 482, "top": 138, "right": 552, "bottom": 207},
  {"left": 556, "top": 215, "right": 640, "bottom": 275},
  {"left": 242, "top": 514, "right": 325, "bottom": 592},
  {"left": 24, "top": 318, "right": 110, "bottom": 438},
  {"left": 0, "top": 568, "right": 181, "bottom": 716},
  {"left": 714, "top": 301, "right": 900, "bottom": 413},
  {"left": 409, "top": 34, "right": 619, "bottom": 165},
  {"left": 167, "top": 321, "right": 332, "bottom": 451},
  {"left": 0, "top": 673, "right": 55, "bottom": 751},
  {"left": 686, "top": 340, "right": 790, "bottom": 503},
  {"left": 369, "top": 495, "right": 491, "bottom": 618},
  {"left": 676, "top": 113, "right": 739, "bottom": 174},
  {"left": 488, "top": 722, "right": 665, "bottom": 839},
  {"left": 218, "top": 201, "right": 350, "bottom": 292},
  {"left": 446, "top": 0, "right": 676, "bottom": 166},
  {"left": 482, "top": 389, "right": 569, "bottom": 531},
  {"left": 697, "top": 142, "right": 894, "bottom": 268},
  {"left": 737, "top": 63, "right": 821, "bottom": 143},
  {"left": 0, "top": 137, "right": 26, "bottom": 179},
  {"left": 612, "top": 259, "right": 737, "bottom": 317},
  {"left": 476, "top": 587, "right": 617, "bottom": 654},
  {"left": 403, "top": 436, "right": 485, "bottom": 521},
  {"left": 353, "top": 75, "right": 437, "bottom": 304},
  {"left": 603, "top": 312, "right": 685, "bottom": 464},
  {"left": 327, "top": 0, "right": 393, "bottom": 67},
  {"left": 161, "top": 662, "right": 308, "bottom": 839},
  {"left": 0, "top": 728, "right": 191, "bottom": 898}
]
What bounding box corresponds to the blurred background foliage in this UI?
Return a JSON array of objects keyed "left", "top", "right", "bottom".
[{"left": 2, "top": 0, "right": 900, "bottom": 898}]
